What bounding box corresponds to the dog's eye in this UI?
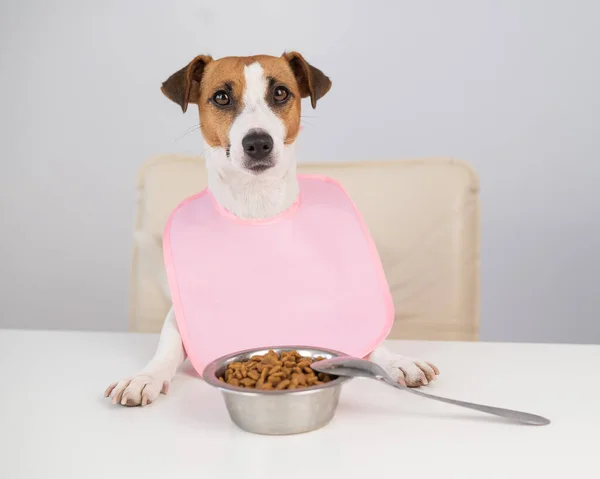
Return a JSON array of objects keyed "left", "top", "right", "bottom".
[
  {"left": 273, "top": 86, "right": 289, "bottom": 103},
  {"left": 213, "top": 91, "right": 231, "bottom": 106}
]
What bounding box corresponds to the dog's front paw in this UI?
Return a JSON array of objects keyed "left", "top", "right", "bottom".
[
  {"left": 369, "top": 348, "right": 439, "bottom": 388},
  {"left": 104, "top": 374, "right": 169, "bottom": 407},
  {"left": 384, "top": 356, "right": 439, "bottom": 387}
]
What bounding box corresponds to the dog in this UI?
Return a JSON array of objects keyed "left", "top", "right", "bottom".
[{"left": 104, "top": 52, "right": 439, "bottom": 407}]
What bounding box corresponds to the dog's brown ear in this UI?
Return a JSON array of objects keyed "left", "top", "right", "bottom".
[
  {"left": 161, "top": 55, "right": 213, "bottom": 113},
  {"left": 282, "top": 52, "right": 331, "bottom": 109}
]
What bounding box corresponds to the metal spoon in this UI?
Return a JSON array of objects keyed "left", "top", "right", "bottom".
[{"left": 311, "top": 357, "right": 550, "bottom": 426}]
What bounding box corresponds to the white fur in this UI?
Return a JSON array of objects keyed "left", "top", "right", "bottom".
[
  {"left": 228, "top": 62, "right": 286, "bottom": 169},
  {"left": 105, "top": 61, "right": 438, "bottom": 406},
  {"left": 104, "top": 307, "right": 184, "bottom": 406},
  {"left": 205, "top": 141, "right": 299, "bottom": 219}
]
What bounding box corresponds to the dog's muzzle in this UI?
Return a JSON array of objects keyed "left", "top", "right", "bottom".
[{"left": 242, "top": 130, "right": 275, "bottom": 173}]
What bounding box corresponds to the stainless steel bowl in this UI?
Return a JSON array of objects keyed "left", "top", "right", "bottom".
[{"left": 202, "top": 345, "right": 352, "bottom": 435}]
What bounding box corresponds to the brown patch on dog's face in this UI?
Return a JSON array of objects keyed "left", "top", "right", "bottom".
[
  {"left": 254, "top": 56, "right": 303, "bottom": 145},
  {"left": 196, "top": 57, "right": 248, "bottom": 149},
  {"left": 161, "top": 53, "right": 332, "bottom": 152}
]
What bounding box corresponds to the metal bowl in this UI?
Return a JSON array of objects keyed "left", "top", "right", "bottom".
[{"left": 202, "top": 345, "right": 352, "bottom": 435}]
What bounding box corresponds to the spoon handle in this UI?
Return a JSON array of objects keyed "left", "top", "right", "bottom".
[{"left": 383, "top": 379, "right": 550, "bottom": 425}]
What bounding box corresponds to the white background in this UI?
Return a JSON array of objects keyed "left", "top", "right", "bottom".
[{"left": 1, "top": 0, "right": 598, "bottom": 343}]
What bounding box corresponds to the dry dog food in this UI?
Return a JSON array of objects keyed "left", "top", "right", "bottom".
[{"left": 218, "top": 350, "right": 333, "bottom": 390}]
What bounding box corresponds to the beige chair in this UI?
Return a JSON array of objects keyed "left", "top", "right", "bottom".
[{"left": 129, "top": 155, "right": 480, "bottom": 341}]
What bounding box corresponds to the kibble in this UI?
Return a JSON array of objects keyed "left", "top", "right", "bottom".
[{"left": 218, "top": 350, "right": 332, "bottom": 390}]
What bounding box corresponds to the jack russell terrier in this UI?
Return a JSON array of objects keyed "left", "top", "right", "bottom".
[{"left": 104, "top": 52, "right": 439, "bottom": 407}]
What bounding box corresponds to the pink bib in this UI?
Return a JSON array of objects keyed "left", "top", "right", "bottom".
[{"left": 163, "top": 175, "right": 394, "bottom": 376}]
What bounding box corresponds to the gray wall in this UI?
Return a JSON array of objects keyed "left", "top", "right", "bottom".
[{"left": 1, "top": 0, "right": 598, "bottom": 343}]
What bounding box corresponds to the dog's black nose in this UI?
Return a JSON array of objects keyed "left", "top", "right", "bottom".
[{"left": 242, "top": 131, "right": 273, "bottom": 160}]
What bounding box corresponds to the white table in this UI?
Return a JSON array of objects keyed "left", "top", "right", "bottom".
[{"left": 1, "top": 330, "right": 598, "bottom": 478}]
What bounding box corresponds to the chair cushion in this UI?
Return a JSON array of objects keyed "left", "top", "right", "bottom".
[{"left": 130, "top": 155, "right": 479, "bottom": 340}]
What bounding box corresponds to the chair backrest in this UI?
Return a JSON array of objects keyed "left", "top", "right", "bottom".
[{"left": 130, "top": 155, "right": 480, "bottom": 340}]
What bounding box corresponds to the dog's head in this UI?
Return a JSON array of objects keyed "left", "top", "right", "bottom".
[{"left": 161, "top": 53, "right": 331, "bottom": 175}]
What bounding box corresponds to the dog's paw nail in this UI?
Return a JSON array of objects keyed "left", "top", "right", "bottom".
[{"left": 161, "top": 381, "right": 170, "bottom": 395}]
